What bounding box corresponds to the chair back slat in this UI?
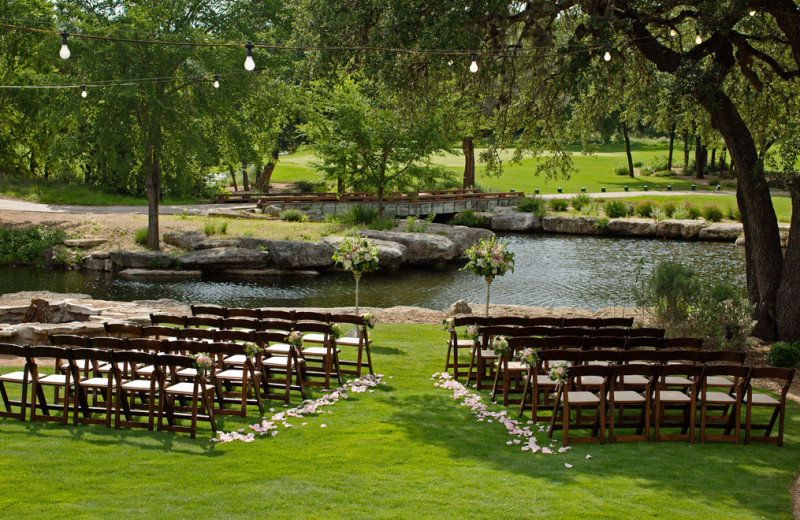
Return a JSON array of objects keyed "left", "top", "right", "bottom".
[
  {"left": 190, "top": 304, "right": 228, "bottom": 318},
  {"left": 48, "top": 334, "right": 90, "bottom": 348},
  {"left": 185, "top": 316, "right": 223, "bottom": 329},
  {"left": 260, "top": 309, "right": 295, "bottom": 321},
  {"left": 150, "top": 313, "right": 187, "bottom": 327},
  {"left": 103, "top": 323, "right": 143, "bottom": 338},
  {"left": 89, "top": 336, "right": 128, "bottom": 350},
  {"left": 294, "top": 311, "right": 330, "bottom": 323},
  {"left": 0, "top": 342, "right": 27, "bottom": 357},
  {"left": 222, "top": 317, "right": 260, "bottom": 330},
  {"left": 217, "top": 329, "right": 256, "bottom": 343},
  {"left": 663, "top": 337, "right": 703, "bottom": 350},
  {"left": 227, "top": 307, "right": 261, "bottom": 319}
]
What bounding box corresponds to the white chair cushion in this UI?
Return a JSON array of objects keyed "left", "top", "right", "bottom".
[
  {"left": 338, "top": 337, "right": 369, "bottom": 347},
  {"left": 563, "top": 391, "right": 599, "bottom": 405},
  {"left": 744, "top": 393, "right": 780, "bottom": 406},
  {"left": 706, "top": 376, "right": 734, "bottom": 387},
  {"left": 165, "top": 382, "right": 214, "bottom": 395},
  {"left": 664, "top": 376, "right": 693, "bottom": 386},
  {"left": 658, "top": 390, "right": 691, "bottom": 403},
  {"left": 303, "top": 333, "right": 326, "bottom": 344},
  {"left": 579, "top": 375, "right": 605, "bottom": 386},
  {"left": 0, "top": 371, "right": 28, "bottom": 383},
  {"left": 303, "top": 346, "right": 341, "bottom": 356},
  {"left": 177, "top": 368, "right": 198, "bottom": 377},
  {"left": 621, "top": 375, "right": 650, "bottom": 385},
  {"left": 80, "top": 377, "right": 114, "bottom": 388},
  {"left": 122, "top": 379, "right": 155, "bottom": 391},
  {"left": 702, "top": 391, "right": 736, "bottom": 404},
  {"left": 38, "top": 374, "right": 69, "bottom": 385},
  {"left": 265, "top": 343, "right": 291, "bottom": 354},
  {"left": 609, "top": 390, "right": 645, "bottom": 403}
]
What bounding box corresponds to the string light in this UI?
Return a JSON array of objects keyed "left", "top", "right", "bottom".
[
  {"left": 603, "top": 45, "right": 611, "bottom": 62},
  {"left": 447, "top": 59, "right": 453, "bottom": 66},
  {"left": 59, "top": 31, "right": 70, "bottom": 59},
  {"left": 695, "top": 28, "right": 703, "bottom": 44},
  {"left": 469, "top": 51, "right": 478, "bottom": 73},
  {"left": 80, "top": 85, "right": 87, "bottom": 98},
  {"left": 669, "top": 28, "right": 677, "bottom": 37},
  {"left": 213, "top": 74, "right": 220, "bottom": 88},
  {"left": 244, "top": 42, "right": 255, "bottom": 71},
  {"left": 749, "top": 10, "right": 756, "bottom": 16}
]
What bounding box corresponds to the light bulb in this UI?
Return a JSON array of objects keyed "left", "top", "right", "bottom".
[
  {"left": 213, "top": 75, "right": 220, "bottom": 88},
  {"left": 695, "top": 33, "right": 703, "bottom": 44},
  {"left": 244, "top": 42, "right": 255, "bottom": 71},
  {"left": 603, "top": 46, "right": 612, "bottom": 62},
  {"left": 749, "top": 10, "right": 756, "bottom": 16},
  {"left": 80, "top": 86, "right": 87, "bottom": 98},
  {"left": 59, "top": 31, "right": 70, "bottom": 60},
  {"left": 447, "top": 59, "right": 453, "bottom": 66},
  {"left": 469, "top": 51, "right": 478, "bottom": 73},
  {"left": 669, "top": 28, "right": 677, "bottom": 37}
]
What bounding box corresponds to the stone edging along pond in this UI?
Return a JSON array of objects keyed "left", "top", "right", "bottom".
[{"left": 50, "top": 214, "right": 788, "bottom": 279}]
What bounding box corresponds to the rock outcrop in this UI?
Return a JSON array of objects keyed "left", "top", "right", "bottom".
[
  {"left": 111, "top": 251, "right": 178, "bottom": 270},
  {"left": 541, "top": 216, "right": 603, "bottom": 235},
  {"left": 362, "top": 230, "right": 457, "bottom": 265},
  {"left": 491, "top": 212, "right": 543, "bottom": 232},
  {"left": 178, "top": 247, "right": 270, "bottom": 270}
]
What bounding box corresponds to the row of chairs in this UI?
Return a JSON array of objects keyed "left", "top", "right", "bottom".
[
  {"left": 536, "top": 358, "right": 794, "bottom": 447},
  {"left": 465, "top": 331, "right": 681, "bottom": 390},
  {"left": 0, "top": 342, "right": 239, "bottom": 438},
  {"left": 149, "top": 310, "right": 374, "bottom": 377},
  {"left": 444, "top": 316, "right": 658, "bottom": 380}
]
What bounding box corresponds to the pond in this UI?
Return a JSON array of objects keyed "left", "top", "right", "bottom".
[{"left": 0, "top": 234, "right": 746, "bottom": 311}]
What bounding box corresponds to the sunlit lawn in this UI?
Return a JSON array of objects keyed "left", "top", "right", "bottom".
[{"left": 0, "top": 323, "right": 797, "bottom": 519}]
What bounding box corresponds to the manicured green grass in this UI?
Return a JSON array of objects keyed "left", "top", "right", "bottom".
[
  {"left": 0, "top": 324, "right": 798, "bottom": 519},
  {"left": 0, "top": 177, "right": 199, "bottom": 206},
  {"left": 618, "top": 195, "right": 793, "bottom": 223}
]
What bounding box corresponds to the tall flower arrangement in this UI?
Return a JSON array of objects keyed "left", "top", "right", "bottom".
[
  {"left": 332, "top": 231, "right": 380, "bottom": 314},
  {"left": 461, "top": 236, "right": 515, "bottom": 317}
]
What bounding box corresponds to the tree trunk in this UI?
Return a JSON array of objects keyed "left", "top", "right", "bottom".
[
  {"left": 695, "top": 135, "right": 704, "bottom": 179},
  {"left": 776, "top": 187, "right": 800, "bottom": 341},
  {"left": 256, "top": 150, "right": 279, "bottom": 192},
  {"left": 621, "top": 123, "right": 634, "bottom": 178},
  {"left": 377, "top": 184, "right": 385, "bottom": 218},
  {"left": 228, "top": 165, "right": 238, "bottom": 192},
  {"left": 462, "top": 136, "right": 475, "bottom": 189},
  {"left": 337, "top": 176, "right": 344, "bottom": 194},
  {"left": 683, "top": 131, "right": 691, "bottom": 171},
  {"left": 667, "top": 124, "right": 675, "bottom": 170},
  {"left": 719, "top": 146, "right": 727, "bottom": 177},
  {"left": 700, "top": 91, "right": 783, "bottom": 340},
  {"left": 144, "top": 140, "right": 161, "bottom": 251},
  {"left": 709, "top": 148, "right": 717, "bottom": 173},
  {"left": 241, "top": 162, "right": 249, "bottom": 192},
  {"left": 29, "top": 148, "right": 36, "bottom": 176}
]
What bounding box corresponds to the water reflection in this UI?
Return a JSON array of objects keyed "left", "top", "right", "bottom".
[{"left": 0, "top": 234, "right": 745, "bottom": 311}]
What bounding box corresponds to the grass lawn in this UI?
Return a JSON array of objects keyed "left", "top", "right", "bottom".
[
  {"left": 0, "top": 323, "right": 797, "bottom": 519},
  {"left": 616, "top": 195, "right": 793, "bottom": 223},
  {"left": 0, "top": 177, "right": 197, "bottom": 206}
]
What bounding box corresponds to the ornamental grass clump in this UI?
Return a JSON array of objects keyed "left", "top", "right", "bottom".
[
  {"left": 462, "top": 236, "right": 515, "bottom": 317},
  {"left": 332, "top": 231, "right": 380, "bottom": 313}
]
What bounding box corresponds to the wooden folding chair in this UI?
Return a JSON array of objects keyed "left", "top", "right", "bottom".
[
  {"left": 627, "top": 327, "right": 666, "bottom": 338},
  {"left": 548, "top": 364, "right": 608, "bottom": 445},
  {"left": 185, "top": 316, "right": 223, "bottom": 329},
  {"left": 607, "top": 364, "right": 656, "bottom": 442},
  {"left": 260, "top": 309, "right": 295, "bottom": 322},
  {"left": 624, "top": 336, "right": 665, "bottom": 351},
  {"left": 0, "top": 343, "right": 33, "bottom": 421},
  {"left": 150, "top": 313, "right": 187, "bottom": 327},
  {"left": 491, "top": 336, "right": 545, "bottom": 406},
  {"left": 583, "top": 336, "right": 626, "bottom": 351},
  {"left": 257, "top": 319, "right": 294, "bottom": 335},
  {"left": 227, "top": 307, "right": 261, "bottom": 319},
  {"left": 208, "top": 342, "right": 264, "bottom": 416},
  {"left": 141, "top": 325, "right": 179, "bottom": 340},
  {"left": 467, "top": 325, "right": 526, "bottom": 389},
  {"left": 157, "top": 353, "right": 217, "bottom": 438},
  {"left": 126, "top": 338, "right": 168, "bottom": 380},
  {"left": 222, "top": 317, "right": 260, "bottom": 331},
  {"left": 294, "top": 311, "right": 331, "bottom": 323},
  {"left": 594, "top": 317, "right": 634, "bottom": 328},
  {"left": 114, "top": 350, "right": 160, "bottom": 430},
  {"left": 71, "top": 348, "right": 120, "bottom": 427},
  {"left": 177, "top": 327, "right": 218, "bottom": 342},
  {"left": 29, "top": 345, "right": 75, "bottom": 424},
  {"left": 653, "top": 364, "right": 702, "bottom": 442},
  {"left": 743, "top": 366, "right": 796, "bottom": 446},
  {"left": 190, "top": 304, "right": 228, "bottom": 318},
  {"left": 103, "top": 322, "right": 143, "bottom": 338},
  {"left": 518, "top": 349, "right": 579, "bottom": 421},
  {"left": 255, "top": 331, "right": 306, "bottom": 403},
  {"left": 326, "top": 313, "right": 375, "bottom": 376},
  {"left": 297, "top": 322, "right": 342, "bottom": 389},
  {"left": 217, "top": 329, "right": 258, "bottom": 368},
  {"left": 663, "top": 337, "right": 703, "bottom": 350},
  {"left": 699, "top": 364, "right": 748, "bottom": 444}
]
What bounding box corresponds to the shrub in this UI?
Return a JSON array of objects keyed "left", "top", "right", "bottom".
[
  {"left": 594, "top": 216, "right": 609, "bottom": 232},
  {"left": 367, "top": 217, "right": 396, "bottom": 231},
  {"left": 708, "top": 179, "right": 720, "bottom": 187},
  {"left": 633, "top": 160, "right": 644, "bottom": 168},
  {"left": 613, "top": 165, "right": 629, "bottom": 176},
  {"left": 767, "top": 342, "right": 800, "bottom": 367},
  {"left": 516, "top": 195, "right": 546, "bottom": 217},
  {"left": 203, "top": 222, "right": 216, "bottom": 236},
  {"left": 646, "top": 155, "right": 670, "bottom": 172},
  {"left": 294, "top": 180, "right": 325, "bottom": 193},
  {"left": 685, "top": 203, "right": 701, "bottom": 219},
  {"left": 651, "top": 207, "right": 667, "bottom": 221},
  {"left": 633, "top": 260, "right": 698, "bottom": 326},
  {"left": 639, "top": 169, "right": 654, "bottom": 177},
  {"left": 654, "top": 170, "right": 676, "bottom": 177},
  {"left": 604, "top": 199, "right": 628, "bottom": 218},
  {"left": 549, "top": 198, "right": 569, "bottom": 212},
  {"left": 218, "top": 222, "right": 228, "bottom": 235},
  {"left": 634, "top": 200, "right": 657, "bottom": 218},
  {"left": 671, "top": 207, "right": 690, "bottom": 220},
  {"left": 570, "top": 194, "right": 592, "bottom": 211},
  {"left": 702, "top": 204, "right": 724, "bottom": 222},
  {"left": 281, "top": 209, "right": 308, "bottom": 222},
  {"left": 689, "top": 279, "right": 755, "bottom": 350},
  {"left": 0, "top": 225, "right": 66, "bottom": 266},
  {"left": 343, "top": 205, "right": 379, "bottom": 226},
  {"left": 405, "top": 214, "right": 435, "bottom": 233},
  {"left": 134, "top": 228, "right": 149, "bottom": 246},
  {"left": 448, "top": 210, "right": 492, "bottom": 228},
  {"left": 727, "top": 206, "right": 741, "bottom": 221},
  {"left": 661, "top": 202, "right": 678, "bottom": 218}
]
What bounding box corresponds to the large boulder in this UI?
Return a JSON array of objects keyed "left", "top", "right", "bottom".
[
  {"left": 362, "top": 230, "right": 457, "bottom": 265},
  {"left": 656, "top": 219, "right": 708, "bottom": 240},
  {"left": 82, "top": 253, "right": 113, "bottom": 271},
  {"left": 63, "top": 238, "right": 107, "bottom": 248},
  {"left": 697, "top": 222, "right": 743, "bottom": 242},
  {"left": 111, "top": 251, "right": 178, "bottom": 270},
  {"left": 178, "top": 247, "right": 270, "bottom": 270},
  {"left": 490, "top": 212, "right": 542, "bottom": 232},
  {"left": 263, "top": 240, "right": 334, "bottom": 269},
  {"left": 323, "top": 237, "right": 407, "bottom": 270},
  {"left": 118, "top": 269, "right": 202, "bottom": 279},
  {"left": 541, "top": 216, "right": 603, "bottom": 235},
  {"left": 606, "top": 218, "right": 658, "bottom": 237},
  {"left": 163, "top": 231, "right": 207, "bottom": 250},
  {"left": 413, "top": 223, "right": 494, "bottom": 256}
]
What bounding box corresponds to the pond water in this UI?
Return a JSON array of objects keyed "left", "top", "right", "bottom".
[{"left": 0, "top": 234, "right": 746, "bottom": 311}]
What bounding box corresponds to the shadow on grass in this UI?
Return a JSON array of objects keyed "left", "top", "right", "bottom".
[
  {"left": 388, "top": 392, "right": 800, "bottom": 519},
  {"left": 370, "top": 346, "right": 405, "bottom": 356}
]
